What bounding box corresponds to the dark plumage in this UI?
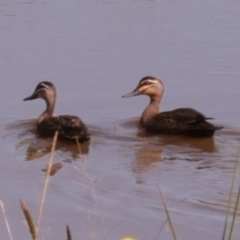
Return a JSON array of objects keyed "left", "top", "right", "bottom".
[
  {"left": 23, "top": 81, "right": 90, "bottom": 142},
  {"left": 122, "top": 76, "right": 222, "bottom": 137}
]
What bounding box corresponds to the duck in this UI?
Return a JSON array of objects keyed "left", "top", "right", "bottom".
[
  {"left": 23, "top": 81, "right": 90, "bottom": 142},
  {"left": 122, "top": 76, "right": 222, "bottom": 137}
]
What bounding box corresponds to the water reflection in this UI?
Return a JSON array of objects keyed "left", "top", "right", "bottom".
[
  {"left": 4, "top": 119, "right": 90, "bottom": 162},
  {"left": 158, "top": 135, "right": 218, "bottom": 153},
  {"left": 24, "top": 138, "right": 89, "bottom": 161},
  {"left": 115, "top": 117, "right": 219, "bottom": 153},
  {"left": 129, "top": 136, "right": 217, "bottom": 174},
  {"left": 134, "top": 143, "right": 163, "bottom": 167},
  {"left": 113, "top": 118, "right": 222, "bottom": 184},
  {"left": 131, "top": 143, "right": 163, "bottom": 184}
]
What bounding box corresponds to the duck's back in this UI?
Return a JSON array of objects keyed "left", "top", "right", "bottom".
[
  {"left": 37, "top": 115, "right": 90, "bottom": 142},
  {"left": 143, "top": 108, "right": 222, "bottom": 137}
]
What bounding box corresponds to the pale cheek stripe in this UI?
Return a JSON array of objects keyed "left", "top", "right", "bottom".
[
  {"left": 140, "top": 80, "right": 158, "bottom": 86},
  {"left": 40, "top": 83, "right": 49, "bottom": 89},
  {"left": 139, "top": 86, "right": 148, "bottom": 92}
]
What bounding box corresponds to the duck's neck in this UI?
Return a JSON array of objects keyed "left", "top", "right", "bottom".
[
  {"left": 140, "top": 96, "right": 161, "bottom": 127},
  {"left": 38, "top": 98, "right": 56, "bottom": 123}
]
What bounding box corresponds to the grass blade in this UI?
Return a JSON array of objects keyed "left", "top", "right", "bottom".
[
  {"left": 36, "top": 131, "right": 58, "bottom": 234},
  {"left": 66, "top": 224, "right": 73, "bottom": 240},
  {"left": 0, "top": 200, "right": 14, "bottom": 240},
  {"left": 157, "top": 184, "right": 177, "bottom": 240},
  {"left": 228, "top": 185, "right": 240, "bottom": 240},
  {"left": 19, "top": 199, "right": 37, "bottom": 240},
  {"left": 222, "top": 141, "right": 240, "bottom": 240}
]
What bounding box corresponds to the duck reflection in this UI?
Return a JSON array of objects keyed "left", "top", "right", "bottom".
[
  {"left": 135, "top": 131, "right": 218, "bottom": 164},
  {"left": 157, "top": 134, "right": 217, "bottom": 153},
  {"left": 5, "top": 119, "right": 90, "bottom": 163},
  {"left": 117, "top": 118, "right": 219, "bottom": 184},
  {"left": 24, "top": 137, "right": 89, "bottom": 161},
  {"left": 131, "top": 135, "right": 218, "bottom": 184},
  {"left": 136, "top": 121, "right": 218, "bottom": 152},
  {"left": 134, "top": 143, "right": 163, "bottom": 168},
  {"left": 116, "top": 117, "right": 218, "bottom": 153}
]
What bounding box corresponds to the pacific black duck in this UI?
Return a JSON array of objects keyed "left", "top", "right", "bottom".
[
  {"left": 24, "top": 81, "right": 90, "bottom": 142},
  {"left": 122, "top": 76, "right": 222, "bottom": 137}
]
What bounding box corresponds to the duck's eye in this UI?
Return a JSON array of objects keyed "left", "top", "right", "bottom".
[{"left": 36, "top": 86, "right": 45, "bottom": 92}]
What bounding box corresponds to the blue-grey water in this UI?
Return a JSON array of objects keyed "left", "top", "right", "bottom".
[{"left": 0, "top": 0, "right": 240, "bottom": 239}]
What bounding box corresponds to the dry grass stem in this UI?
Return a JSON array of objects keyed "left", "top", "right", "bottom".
[
  {"left": 228, "top": 185, "right": 240, "bottom": 240},
  {"left": 0, "top": 200, "right": 14, "bottom": 240},
  {"left": 75, "top": 138, "right": 106, "bottom": 239},
  {"left": 66, "top": 224, "right": 73, "bottom": 240},
  {"left": 157, "top": 184, "right": 177, "bottom": 240},
  {"left": 222, "top": 140, "right": 240, "bottom": 240},
  {"left": 36, "top": 131, "right": 58, "bottom": 234},
  {"left": 75, "top": 137, "right": 82, "bottom": 155},
  {"left": 19, "top": 199, "right": 37, "bottom": 240},
  {"left": 157, "top": 198, "right": 187, "bottom": 238}
]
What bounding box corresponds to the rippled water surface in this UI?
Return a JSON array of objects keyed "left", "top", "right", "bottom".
[{"left": 1, "top": 0, "right": 240, "bottom": 239}]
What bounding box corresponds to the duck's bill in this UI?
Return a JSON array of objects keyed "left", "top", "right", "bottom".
[
  {"left": 122, "top": 89, "right": 141, "bottom": 98},
  {"left": 23, "top": 93, "right": 37, "bottom": 101}
]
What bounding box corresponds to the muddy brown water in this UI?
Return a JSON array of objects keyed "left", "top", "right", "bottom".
[{"left": 0, "top": 1, "right": 240, "bottom": 239}]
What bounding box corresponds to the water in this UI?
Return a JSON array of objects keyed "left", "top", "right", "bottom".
[{"left": 0, "top": 0, "right": 240, "bottom": 239}]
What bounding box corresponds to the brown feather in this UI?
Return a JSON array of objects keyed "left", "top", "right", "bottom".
[{"left": 37, "top": 115, "right": 90, "bottom": 142}]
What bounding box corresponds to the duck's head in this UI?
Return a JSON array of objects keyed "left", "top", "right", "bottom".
[
  {"left": 122, "top": 76, "right": 164, "bottom": 99},
  {"left": 23, "top": 81, "right": 56, "bottom": 102}
]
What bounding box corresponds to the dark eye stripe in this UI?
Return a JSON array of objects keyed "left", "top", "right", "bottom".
[
  {"left": 36, "top": 82, "right": 54, "bottom": 90},
  {"left": 140, "top": 81, "right": 151, "bottom": 87},
  {"left": 36, "top": 85, "right": 46, "bottom": 91}
]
